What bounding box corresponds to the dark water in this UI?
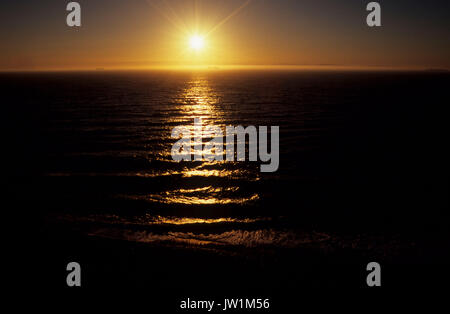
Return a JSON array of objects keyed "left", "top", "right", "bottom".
[{"left": 4, "top": 70, "right": 449, "bottom": 251}]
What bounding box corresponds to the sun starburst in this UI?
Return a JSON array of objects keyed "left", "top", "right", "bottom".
[{"left": 189, "top": 35, "right": 205, "bottom": 51}]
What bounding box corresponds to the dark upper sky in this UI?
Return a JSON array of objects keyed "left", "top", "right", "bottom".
[{"left": 0, "top": 0, "right": 449, "bottom": 70}]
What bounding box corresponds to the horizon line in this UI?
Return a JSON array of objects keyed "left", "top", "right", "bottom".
[{"left": 1, "top": 64, "right": 449, "bottom": 73}]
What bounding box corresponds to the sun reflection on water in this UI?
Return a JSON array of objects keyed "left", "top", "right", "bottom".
[
  {"left": 156, "top": 74, "right": 259, "bottom": 206},
  {"left": 173, "top": 75, "right": 223, "bottom": 125}
]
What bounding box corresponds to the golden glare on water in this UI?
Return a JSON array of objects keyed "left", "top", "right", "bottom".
[
  {"left": 155, "top": 75, "right": 259, "bottom": 205},
  {"left": 176, "top": 75, "right": 221, "bottom": 124}
]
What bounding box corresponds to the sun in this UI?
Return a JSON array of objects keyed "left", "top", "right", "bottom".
[{"left": 189, "top": 35, "right": 205, "bottom": 51}]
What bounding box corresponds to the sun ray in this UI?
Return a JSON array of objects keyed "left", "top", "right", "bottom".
[
  {"left": 206, "top": 0, "right": 253, "bottom": 37},
  {"left": 145, "top": 0, "right": 189, "bottom": 35},
  {"left": 161, "top": 0, "right": 189, "bottom": 33},
  {"left": 194, "top": 0, "right": 199, "bottom": 31},
  {"left": 144, "top": 0, "right": 254, "bottom": 66}
]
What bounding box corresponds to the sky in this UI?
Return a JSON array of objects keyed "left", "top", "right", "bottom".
[{"left": 0, "top": 0, "right": 449, "bottom": 70}]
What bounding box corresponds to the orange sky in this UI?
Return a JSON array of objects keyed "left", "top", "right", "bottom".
[{"left": 1, "top": 0, "right": 449, "bottom": 71}]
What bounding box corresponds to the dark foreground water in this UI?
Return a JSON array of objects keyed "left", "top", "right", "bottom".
[{"left": 4, "top": 70, "right": 449, "bottom": 290}]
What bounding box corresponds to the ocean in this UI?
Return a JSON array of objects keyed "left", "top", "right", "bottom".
[{"left": 4, "top": 69, "right": 449, "bottom": 289}]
